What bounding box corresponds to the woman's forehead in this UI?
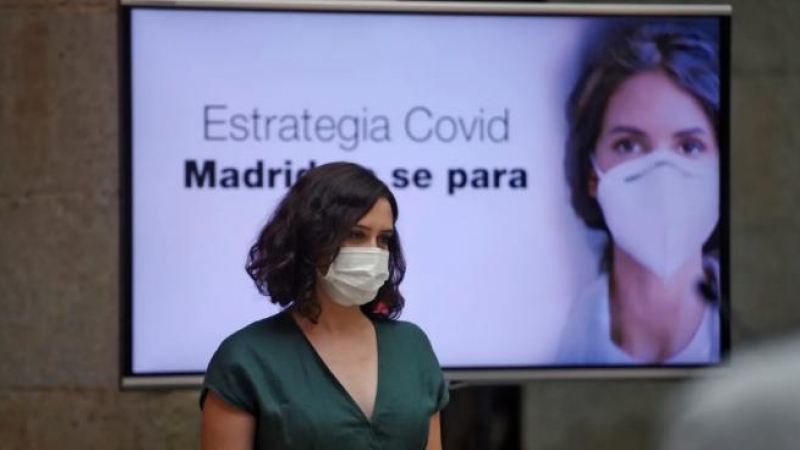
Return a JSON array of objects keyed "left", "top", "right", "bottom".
[{"left": 602, "top": 71, "right": 714, "bottom": 135}]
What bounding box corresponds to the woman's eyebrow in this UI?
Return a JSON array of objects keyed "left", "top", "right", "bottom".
[
  {"left": 608, "top": 125, "right": 646, "bottom": 135},
  {"left": 353, "top": 224, "right": 394, "bottom": 234},
  {"left": 674, "top": 127, "right": 707, "bottom": 137}
]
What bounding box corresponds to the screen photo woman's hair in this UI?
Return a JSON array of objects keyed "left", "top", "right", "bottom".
[
  {"left": 245, "top": 162, "right": 406, "bottom": 322},
  {"left": 564, "top": 20, "right": 721, "bottom": 270}
]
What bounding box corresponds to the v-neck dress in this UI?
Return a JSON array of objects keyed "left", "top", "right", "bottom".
[{"left": 200, "top": 309, "right": 449, "bottom": 449}]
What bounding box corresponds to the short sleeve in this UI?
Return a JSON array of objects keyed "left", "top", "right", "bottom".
[
  {"left": 435, "top": 377, "right": 450, "bottom": 412},
  {"left": 411, "top": 323, "right": 450, "bottom": 413},
  {"left": 199, "top": 337, "right": 258, "bottom": 415}
]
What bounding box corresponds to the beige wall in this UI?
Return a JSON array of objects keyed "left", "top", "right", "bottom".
[{"left": 1, "top": 1, "right": 798, "bottom": 449}]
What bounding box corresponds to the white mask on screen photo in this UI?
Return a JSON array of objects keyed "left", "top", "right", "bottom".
[
  {"left": 318, "top": 247, "right": 390, "bottom": 307},
  {"left": 594, "top": 149, "right": 719, "bottom": 281}
]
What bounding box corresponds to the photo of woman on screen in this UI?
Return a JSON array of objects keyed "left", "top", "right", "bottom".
[{"left": 557, "top": 21, "right": 722, "bottom": 365}]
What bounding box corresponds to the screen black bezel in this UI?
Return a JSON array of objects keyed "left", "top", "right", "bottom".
[{"left": 119, "top": 1, "right": 732, "bottom": 389}]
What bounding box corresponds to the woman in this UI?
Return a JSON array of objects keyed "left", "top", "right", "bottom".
[
  {"left": 558, "top": 22, "right": 722, "bottom": 365},
  {"left": 200, "top": 162, "right": 448, "bottom": 448}
]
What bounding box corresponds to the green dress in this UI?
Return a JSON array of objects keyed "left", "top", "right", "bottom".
[{"left": 200, "top": 309, "right": 449, "bottom": 449}]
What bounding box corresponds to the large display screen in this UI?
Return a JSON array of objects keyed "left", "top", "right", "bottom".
[{"left": 122, "top": 1, "right": 730, "bottom": 386}]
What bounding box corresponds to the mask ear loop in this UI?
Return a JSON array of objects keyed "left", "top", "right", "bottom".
[{"left": 590, "top": 153, "right": 605, "bottom": 179}]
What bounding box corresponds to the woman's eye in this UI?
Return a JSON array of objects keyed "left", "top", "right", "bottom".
[
  {"left": 678, "top": 139, "right": 706, "bottom": 156},
  {"left": 612, "top": 138, "right": 642, "bottom": 154},
  {"left": 378, "top": 235, "right": 391, "bottom": 248},
  {"left": 349, "top": 230, "right": 365, "bottom": 239}
]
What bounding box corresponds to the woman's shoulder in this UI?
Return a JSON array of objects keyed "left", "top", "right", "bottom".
[
  {"left": 556, "top": 274, "right": 612, "bottom": 364},
  {"left": 377, "top": 319, "right": 444, "bottom": 376},
  {"left": 214, "top": 310, "right": 296, "bottom": 358},
  {"left": 563, "top": 274, "right": 609, "bottom": 326},
  {"left": 377, "top": 318, "right": 426, "bottom": 336},
  {"left": 201, "top": 312, "right": 296, "bottom": 414},
  {"left": 376, "top": 318, "right": 436, "bottom": 349}
]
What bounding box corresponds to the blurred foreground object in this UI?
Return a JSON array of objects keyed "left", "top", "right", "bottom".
[{"left": 661, "top": 334, "right": 800, "bottom": 450}]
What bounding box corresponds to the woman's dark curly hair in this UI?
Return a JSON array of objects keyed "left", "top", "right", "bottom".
[
  {"left": 565, "top": 21, "right": 721, "bottom": 269},
  {"left": 245, "top": 162, "right": 405, "bottom": 322}
]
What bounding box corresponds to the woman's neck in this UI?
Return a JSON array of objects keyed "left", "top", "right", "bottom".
[
  {"left": 608, "top": 246, "right": 707, "bottom": 362},
  {"left": 294, "top": 286, "right": 371, "bottom": 336}
]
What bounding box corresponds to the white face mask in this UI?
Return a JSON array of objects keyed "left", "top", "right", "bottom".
[
  {"left": 594, "top": 149, "right": 719, "bottom": 281},
  {"left": 318, "top": 247, "right": 390, "bottom": 307}
]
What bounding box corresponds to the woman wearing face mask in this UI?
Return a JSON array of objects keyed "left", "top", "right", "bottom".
[
  {"left": 557, "top": 22, "right": 722, "bottom": 365},
  {"left": 200, "top": 162, "right": 448, "bottom": 449}
]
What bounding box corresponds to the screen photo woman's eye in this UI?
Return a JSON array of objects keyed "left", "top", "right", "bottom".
[
  {"left": 677, "top": 138, "right": 707, "bottom": 157},
  {"left": 378, "top": 234, "right": 392, "bottom": 249},
  {"left": 345, "top": 228, "right": 367, "bottom": 245},
  {"left": 612, "top": 137, "right": 643, "bottom": 155}
]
